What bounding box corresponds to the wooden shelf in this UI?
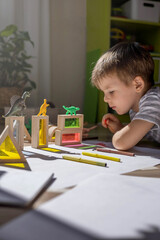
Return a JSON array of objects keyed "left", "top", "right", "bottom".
[
  {"left": 111, "top": 17, "right": 160, "bottom": 26},
  {"left": 151, "top": 52, "right": 160, "bottom": 58},
  {"left": 86, "top": 0, "right": 160, "bottom": 123},
  {"left": 111, "top": 17, "right": 160, "bottom": 32}
]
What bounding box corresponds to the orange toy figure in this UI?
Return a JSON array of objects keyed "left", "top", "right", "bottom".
[{"left": 37, "top": 99, "right": 49, "bottom": 116}]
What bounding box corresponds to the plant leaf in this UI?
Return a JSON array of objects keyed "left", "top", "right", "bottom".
[
  {"left": 0, "top": 25, "right": 17, "bottom": 37},
  {"left": 28, "top": 80, "right": 36, "bottom": 89},
  {"left": 18, "top": 31, "right": 34, "bottom": 47}
]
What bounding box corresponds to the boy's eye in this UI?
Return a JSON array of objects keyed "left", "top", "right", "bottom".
[{"left": 109, "top": 91, "right": 114, "bottom": 94}]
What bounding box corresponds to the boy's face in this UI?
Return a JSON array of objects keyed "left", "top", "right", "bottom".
[{"left": 98, "top": 73, "right": 139, "bottom": 115}]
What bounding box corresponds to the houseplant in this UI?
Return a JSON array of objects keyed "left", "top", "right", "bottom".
[{"left": 0, "top": 24, "right": 36, "bottom": 107}]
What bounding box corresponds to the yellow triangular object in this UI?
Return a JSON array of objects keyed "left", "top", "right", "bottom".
[
  {"left": 4, "top": 163, "right": 25, "bottom": 168},
  {"left": 0, "top": 126, "right": 26, "bottom": 163},
  {"left": 0, "top": 136, "right": 21, "bottom": 159},
  {"left": 0, "top": 162, "right": 31, "bottom": 171}
]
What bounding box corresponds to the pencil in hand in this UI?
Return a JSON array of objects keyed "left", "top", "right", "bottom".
[{"left": 105, "top": 119, "right": 109, "bottom": 127}]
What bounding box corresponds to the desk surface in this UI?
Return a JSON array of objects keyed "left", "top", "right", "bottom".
[{"left": 0, "top": 124, "right": 160, "bottom": 239}]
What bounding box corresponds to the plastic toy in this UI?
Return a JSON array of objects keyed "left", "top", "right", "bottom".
[
  {"left": 63, "top": 105, "right": 80, "bottom": 116},
  {"left": 37, "top": 99, "right": 50, "bottom": 116},
  {"left": 4, "top": 91, "right": 30, "bottom": 117},
  {"left": 110, "top": 28, "right": 125, "bottom": 40},
  {"left": 111, "top": 8, "right": 123, "bottom": 17},
  {"left": 110, "top": 28, "right": 125, "bottom": 47}
]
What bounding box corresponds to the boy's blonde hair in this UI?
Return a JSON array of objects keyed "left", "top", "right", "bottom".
[{"left": 91, "top": 42, "right": 154, "bottom": 90}]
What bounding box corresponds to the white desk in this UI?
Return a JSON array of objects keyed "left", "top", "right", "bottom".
[{"left": 0, "top": 142, "right": 160, "bottom": 239}]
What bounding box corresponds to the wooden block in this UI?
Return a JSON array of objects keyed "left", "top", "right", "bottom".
[
  {"left": 57, "top": 114, "right": 84, "bottom": 131},
  {"left": 48, "top": 125, "right": 57, "bottom": 142},
  {"left": 31, "top": 115, "right": 49, "bottom": 148},
  {"left": 55, "top": 128, "right": 82, "bottom": 146},
  {"left": 5, "top": 116, "right": 24, "bottom": 150}
]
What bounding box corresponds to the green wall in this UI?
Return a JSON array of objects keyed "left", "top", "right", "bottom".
[{"left": 84, "top": 0, "right": 111, "bottom": 123}]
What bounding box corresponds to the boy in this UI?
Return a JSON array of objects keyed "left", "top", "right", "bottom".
[{"left": 91, "top": 42, "right": 160, "bottom": 150}]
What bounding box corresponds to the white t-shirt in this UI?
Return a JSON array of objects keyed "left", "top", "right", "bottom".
[{"left": 129, "top": 87, "right": 160, "bottom": 143}]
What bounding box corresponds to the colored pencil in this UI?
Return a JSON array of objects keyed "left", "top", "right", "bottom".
[
  {"left": 62, "top": 155, "right": 107, "bottom": 167},
  {"left": 96, "top": 148, "right": 135, "bottom": 157},
  {"left": 82, "top": 151, "right": 120, "bottom": 162}
]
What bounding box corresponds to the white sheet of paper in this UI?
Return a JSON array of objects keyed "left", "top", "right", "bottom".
[
  {"left": 25, "top": 157, "right": 108, "bottom": 190},
  {"left": 24, "top": 145, "right": 160, "bottom": 174},
  {"left": 0, "top": 143, "right": 160, "bottom": 191},
  {"left": 0, "top": 171, "right": 54, "bottom": 206},
  {"left": 22, "top": 144, "right": 160, "bottom": 188},
  {"left": 39, "top": 173, "right": 160, "bottom": 239}
]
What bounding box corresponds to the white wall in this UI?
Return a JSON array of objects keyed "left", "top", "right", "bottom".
[
  {"left": 0, "top": 0, "right": 51, "bottom": 107},
  {"left": 0, "top": 0, "right": 86, "bottom": 110},
  {"left": 50, "top": 0, "right": 86, "bottom": 112}
]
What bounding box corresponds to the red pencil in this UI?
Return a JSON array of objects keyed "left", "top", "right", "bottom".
[
  {"left": 105, "top": 119, "right": 109, "bottom": 127},
  {"left": 96, "top": 148, "right": 135, "bottom": 157}
]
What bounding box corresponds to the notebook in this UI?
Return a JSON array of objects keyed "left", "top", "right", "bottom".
[{"left": 0, "top": 171, "right": 54, "bottom": 207}]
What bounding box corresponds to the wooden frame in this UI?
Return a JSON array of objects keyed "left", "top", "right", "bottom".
[
  {"left": 55, "top": 129, "right": 82, "bottom": 146},
  {"left": 31, "top": 115, "right": 49, "bottom": 148},
  {"left": 57, "top": 114, "right": 83, "bottom": 130},
  {"left": 0, "top": 125, "right": 26, "bottom": 163},
  {"left": 55, "top": 114, "right": 83, "bottom": 146},
  {"left": 5, "top": 116, "right": 24, "bottom": 150}
]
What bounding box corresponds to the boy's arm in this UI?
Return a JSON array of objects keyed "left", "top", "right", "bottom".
[{"left": 112, "top": 119, "right": 154, "bottom": 150}]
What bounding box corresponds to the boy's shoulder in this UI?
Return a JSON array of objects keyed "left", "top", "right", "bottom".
[
  {"left": 141, "top": 87, "right": 160, "bottom": 102},
  {"left": 130, "top": 87, "right": 160, "bottom": 118}
]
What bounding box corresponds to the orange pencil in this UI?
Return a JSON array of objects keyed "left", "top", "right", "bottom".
[{"left": 96, "top": 148, "right": 135, "bottom": 157}]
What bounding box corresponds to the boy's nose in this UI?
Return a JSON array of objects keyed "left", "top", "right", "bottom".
[{"left": 104, "top": 95, "right": 109, "bottom": 103}]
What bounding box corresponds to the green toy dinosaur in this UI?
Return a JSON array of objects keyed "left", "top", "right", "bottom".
[
  {"left": 4, "top": 91, "right": 31, "bottom": 117},
  {"left": 63, "top": 105, "right": 80, "bottom": 115}
]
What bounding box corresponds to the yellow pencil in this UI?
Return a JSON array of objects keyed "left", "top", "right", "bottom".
[
  {"left": 82, "top": 152, "right": 120, "bottom": 162},
  {"left": 62, "top": 155, "right": 107, "bottom": 167}
]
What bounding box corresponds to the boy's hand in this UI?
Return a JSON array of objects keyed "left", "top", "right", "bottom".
[{"left": 102, "top": 113, "right": 123, "bottom": 133}]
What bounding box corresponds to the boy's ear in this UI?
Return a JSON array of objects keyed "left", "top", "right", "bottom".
[{"left": 133, "top": 76, "right": 145, "bottom": 93}]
